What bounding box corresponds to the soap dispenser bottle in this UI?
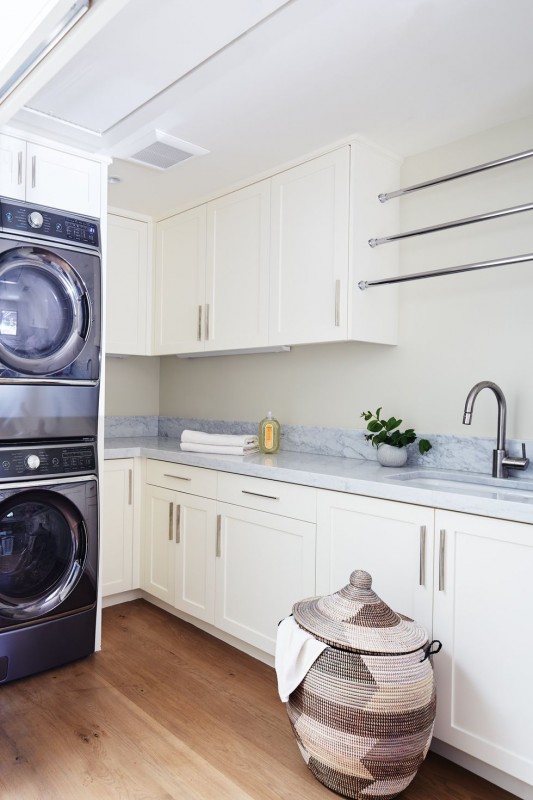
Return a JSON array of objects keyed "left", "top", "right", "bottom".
[{"left": 259, "top": 411, "right": 280, "bottom": 454}]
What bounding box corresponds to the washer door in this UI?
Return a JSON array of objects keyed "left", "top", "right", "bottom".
[
  {"left": 0, "top": 246, "right": 91, "bottom": 376},
  {"left": 0, "top": 489, "right": 87, "bottom": 620}
]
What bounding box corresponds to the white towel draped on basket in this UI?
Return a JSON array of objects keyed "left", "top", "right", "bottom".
[
  {"left": 180, "top": 429, "right": 259, "bottom": 455},
  {"left": 275, "top": 615, "right": 327, "bottom": 703}
]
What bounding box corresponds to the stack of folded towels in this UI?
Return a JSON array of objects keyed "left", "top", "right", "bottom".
[{"left": 180, "top": 429, "right": 259, "bottom": 455}]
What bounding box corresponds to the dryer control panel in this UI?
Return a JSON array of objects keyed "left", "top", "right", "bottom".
[
  {"left": 0, "top": 442, "right": 96, "bottom": 481},
  {"left": 0, "top": 198, "right": 99, "bottom": 249}
]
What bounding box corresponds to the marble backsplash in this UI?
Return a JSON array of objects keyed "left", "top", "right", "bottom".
[{"left": 105, "top": 415, "right": 533, "bottom": 477}]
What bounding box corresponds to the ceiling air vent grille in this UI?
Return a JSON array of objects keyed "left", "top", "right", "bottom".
[{"left": 124, "top": 131, "right": 209, "bottom": 171}]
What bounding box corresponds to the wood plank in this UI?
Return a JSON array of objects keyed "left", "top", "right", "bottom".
[{"left": 0, "top": 600, "right": 519, "bottom": 799}]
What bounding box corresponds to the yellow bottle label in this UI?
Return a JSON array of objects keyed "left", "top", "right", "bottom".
[{"left": 264, "top": 422, "right": 274, "bottom": 449}]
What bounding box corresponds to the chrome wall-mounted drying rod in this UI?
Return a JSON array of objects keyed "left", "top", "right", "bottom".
[
  {"left": 358, "top": 253, "right": 533, "bottom": 290},
  {"left": 378, "top": 147, "right": 533, "bottom": 203}
]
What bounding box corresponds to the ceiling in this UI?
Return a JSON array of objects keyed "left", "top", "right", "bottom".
[{"left": 6, "top": 0, "right": 533, "bottom": 217}]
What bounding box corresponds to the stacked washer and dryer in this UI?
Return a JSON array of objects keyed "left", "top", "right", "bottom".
[{"left": 0, "top": 197, "right": 101, "bottom": 683}]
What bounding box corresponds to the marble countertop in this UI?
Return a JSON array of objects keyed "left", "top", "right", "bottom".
[{"left": 104, "top": 436, "right": 533, "bottom": 524}]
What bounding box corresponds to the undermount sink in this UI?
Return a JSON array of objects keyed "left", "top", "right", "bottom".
[{"left": 384, "top": 469, "right": 533, "bottom": 503}]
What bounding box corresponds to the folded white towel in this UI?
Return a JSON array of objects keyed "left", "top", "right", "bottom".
[
  {"left": 275, "top": 615, "right": 327, "bottom": 703},
  {"left": 181, "top": 430, "right": 258, "bottom": 447},
  {"left": 180, "top": 442, "right": 259, "bottom": 456}
]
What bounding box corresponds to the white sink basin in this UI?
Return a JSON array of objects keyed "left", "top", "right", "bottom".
[{"left": 384, "top": 469, "right": 533, "bottom": 503}]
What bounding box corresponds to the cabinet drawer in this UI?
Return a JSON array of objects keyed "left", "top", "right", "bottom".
[
  {"left": 146, "top": 459, "right": 217, "bottom": 498},
  {"left": 217, "top": 472, "right": 316, "bottom": 522}
]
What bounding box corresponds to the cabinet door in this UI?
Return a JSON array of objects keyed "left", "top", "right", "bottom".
[
  {"left": 101, "top": 459, "right": 134, "bottom": 596},
  {"left": 106, "top": 214, "right": 150, "bottom": 355},
  {"left": 173, "top": 492, "right": 217, "bottom": 624},
  {"left": 433, "top": 510, "right": 533, "bottom": 785},
  {"left": 205, "top": 180, "right": 270, "bottom": 350},
  {"left": 0, "top": 134, "right": 25, "bottom": 201},
  {"left": 269, "top": 147, "right": 350, "bottom": 345},
  {"left": 215, "top": 502, "right": 316, "bottom": 654},
  {"left": 316, "top": 490, "right": 434, "bottom": 634},
  {"left": 26, "top": 143, "right": 101, "bottom": 217},
  {"left": 142, "top": 484, "right": 176, "bottom": 603},
  {"left": 154, "top": 206, "right": 206, "bottom": 354}
]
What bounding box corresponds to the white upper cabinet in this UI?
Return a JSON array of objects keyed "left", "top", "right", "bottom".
[
  {"left": 106, "top": 213, "right": 151, "bottom": 355},
  {"left": 0, "top": 133, "right": 102, "bottom": 217},
  {"left": 205, "top": 179, "right": 270, "bottom": 351},
  {"left": 269, "top": 147, "right": 350, "bottom": 345},
  {"left": 154, "top": 205, "right": 207, "bottom": 355},
  {"left": 0, "top": 133, "right": 25, "bottom": 200}
]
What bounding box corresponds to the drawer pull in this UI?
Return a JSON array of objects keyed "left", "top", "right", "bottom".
[
  {"left": 216, "top": 514, "right": 221, "bottom": 557},
  {"left": 17, "top": 151, "right": 23, "bottom": 185},
  {"left": 419, "top": 525, "right": 426, "bottom": 586},
  {"left": 197, "top": 305, "right": 202, "bottom": 340},
  {"left": 128, "top": 469, "right": 133, "bottom": 505},
  {"left": 205, "top": 304, "right": 210, "bottom": 340},
  {"left": 175, "top": 504, "right": 181, "bottom": 544},
  {"left": 168, "top": 503, "right": 174, "bottom": 541},
  {"left": 335, "top": 279, "right": 341, "bottom": 326},
  {"left": 439, "top": 529, "right": 446, "bottom": 591},
  {"left": 31, "top": 155, "right": 36, "bottom": 188},
  {"left": 163, "top": 473, "right": 192, "bottom": 481},
  {"left": 241, "top": 489, "right": 280, "bottom": 501}
]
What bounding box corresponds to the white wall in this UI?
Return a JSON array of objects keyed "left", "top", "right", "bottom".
[
  {"left": 158, "top": 115, "right": 533, "bottom": 441},
  {"left": 105, "top": 355, "right": 160, "bottom": 416}
]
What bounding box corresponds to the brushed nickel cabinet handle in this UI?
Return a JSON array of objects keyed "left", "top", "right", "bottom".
[
  {"left": 205, "top": 304, "right": 210, "bottom": 340},
  {"left": 163, "top": 473, "right": 191, "bottom": 481},
  {"left": 242, "top": 489, "right": 280, "bottom": 501},
  {"left": 335, "top": 279, "right": 341, "bottom": 326},
  {"left": 31, "top": 155, "right": 36, "bottom": 188},
  {"left": 128, "top": 469, "right": 133, "bottom": 505},
  {"left": 216, "top": 514, "right": 221, "bottom": 557},
  {"left": 17, "top": 151, "right": 23, "bottom": 185},
  {"left": 439, "top": 529, "right": 446, "bottom": 591},
  {"left": 197, "top": 305, "right": 202, "bottom": 340},
  {"left": 168, "top": 503, "right": 174, "bottom": 541},
  {"left": 419, "top": 525, "right": 426, "bottom": 586},
  {"left": 175, "top": 504, "right": 181, "bottom": 544}
]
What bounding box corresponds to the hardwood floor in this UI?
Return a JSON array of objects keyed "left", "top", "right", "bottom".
[{"left": 0, "top": 600, "right": 519, "bottom": 799}]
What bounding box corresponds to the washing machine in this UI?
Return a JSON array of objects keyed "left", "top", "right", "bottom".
[
  {"left": 0, "top": 440, "right": 98, "bottom": 683},
  {"left": 0, "top": 198, "right": 101, "bottom": 441}
]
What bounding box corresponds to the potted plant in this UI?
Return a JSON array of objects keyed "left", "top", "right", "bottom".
[{"left": 361, "top": 408, "right": 432, "bottom": 467}]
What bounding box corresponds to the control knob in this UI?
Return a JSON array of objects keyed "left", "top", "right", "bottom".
[
  {"left": 28, "top": 211, "right": 44, "bottom": 229},
  {"left": 25, "top": 454, "right": 40, "bottom": 470}
]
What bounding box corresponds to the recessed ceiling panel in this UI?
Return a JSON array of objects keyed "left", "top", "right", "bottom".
[{"left": 25, "top": 0, "right": 290, "bottom": 133}]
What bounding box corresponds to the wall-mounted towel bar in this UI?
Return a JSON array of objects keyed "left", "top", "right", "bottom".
[
  {"left": 368, "top": 200, "right": 533, "bottom": 248},
  {"left": 358, "top": 252, "right": 533, "bottom": 290},
  {"left": 378, "top": 147, "right": 533, "bottom": 203}
]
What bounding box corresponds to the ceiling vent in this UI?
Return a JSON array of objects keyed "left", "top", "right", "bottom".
[{"left": 123, "top": 130, "right": 209, "bottom": 171}]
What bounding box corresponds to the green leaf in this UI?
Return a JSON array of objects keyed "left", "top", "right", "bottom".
[
  {"left": 367, "top": 419, "right": 383, "bottom": 433},
  {"left": 385, "top": 417, "right": 401, "bottom": 432},
  {"left": 419, "top": 438, "right": 432, "bottom": 455},
  {"left": 376, "top": 407, "right": 382, "bottom": 420}
]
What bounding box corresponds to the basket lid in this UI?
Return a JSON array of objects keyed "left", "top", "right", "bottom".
[{"left": 292, "top": 569, "right": 428, "bottom": 654}]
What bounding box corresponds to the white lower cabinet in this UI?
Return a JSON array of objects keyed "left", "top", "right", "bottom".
[
  {"left": 433, "top": 510, "right": 533, "bottom": 786},
  {"left": 101, "top": 459, "right": 135, "bottom": 597},
  {"left": 215, "top": 502, "right": 316, "bottom": 654},
  {"left": 316, "top": 490, "right": 434, "bottom": 634}
]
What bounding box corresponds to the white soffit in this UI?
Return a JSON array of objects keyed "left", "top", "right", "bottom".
[{"left": 23, "top": 0, "right": 291, "bottom": 134}]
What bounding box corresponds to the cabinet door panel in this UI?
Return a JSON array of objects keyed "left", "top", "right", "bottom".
[
  {"left": 433, "top": 510, "right": 533, "bottom": 785},
  {"left": 26, "top": 143, "right": 100, "bottom": 216},
  {"left": 317, "top": 490, "right": 434, "bottom": 634},
  {"left": 205, "top": 180, "right": 270, "bottom": 350},
  {"left": 101, "top": 459, "right": 134, "bottom": 596},
  {"left": 215, "top": 502, "right": 315, "bottom": 654},
  {"left": 154, "top": 206, "right": 206, "bottom": 354},
  {"left": 106, "top": 214, "right": 149, "bottom": 355},
  {"left": 142, "top": 485, "right": 176, "bottom": 603},
  {"left": 174, "top": 493, "right": 216, "bottom": 624},
  {"left": 270, "top": 147, "right": 349, "bottom": 345},
  {"left": 0, "top": 134, "right": 25, "bottom": 200}
]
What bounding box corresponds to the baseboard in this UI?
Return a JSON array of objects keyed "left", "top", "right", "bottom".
[{"left": 102, "top": 589, "right": 143, "bottom": 608}]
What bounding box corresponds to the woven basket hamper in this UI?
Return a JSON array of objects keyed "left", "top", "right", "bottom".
[{"left": 286, "top": 570, "right": 440, "bottom": 800}]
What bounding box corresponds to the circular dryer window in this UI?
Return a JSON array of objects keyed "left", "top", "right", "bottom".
[
  {"left": 0, "top": 246, "right": 91, "bottom": 376},
  {"left": 0, "top": 490, "right": 87, "bottom": 620}
]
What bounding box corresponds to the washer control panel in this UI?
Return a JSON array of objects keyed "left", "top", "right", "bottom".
[
  {"left": 0, "top": 443, "right": 96, "bottom": 480},
  {"left": 0, "top": 198, "right": 99, "bottom": 249}
]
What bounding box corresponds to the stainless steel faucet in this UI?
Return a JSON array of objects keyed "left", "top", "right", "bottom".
[{"left": 463, "top": 381, "right": 529, "bottom": 478}]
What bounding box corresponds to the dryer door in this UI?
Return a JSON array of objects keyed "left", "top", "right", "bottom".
[
  {"left": 0, "top": 488, "right": 87, "bottom": 621},
  {"left": 0, "top": 246, "right": 91, "bottom": 376}
]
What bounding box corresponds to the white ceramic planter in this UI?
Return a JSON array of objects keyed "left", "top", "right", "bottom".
[{"left": 376, "top": 444, "right": 408, "bottom": 467}]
